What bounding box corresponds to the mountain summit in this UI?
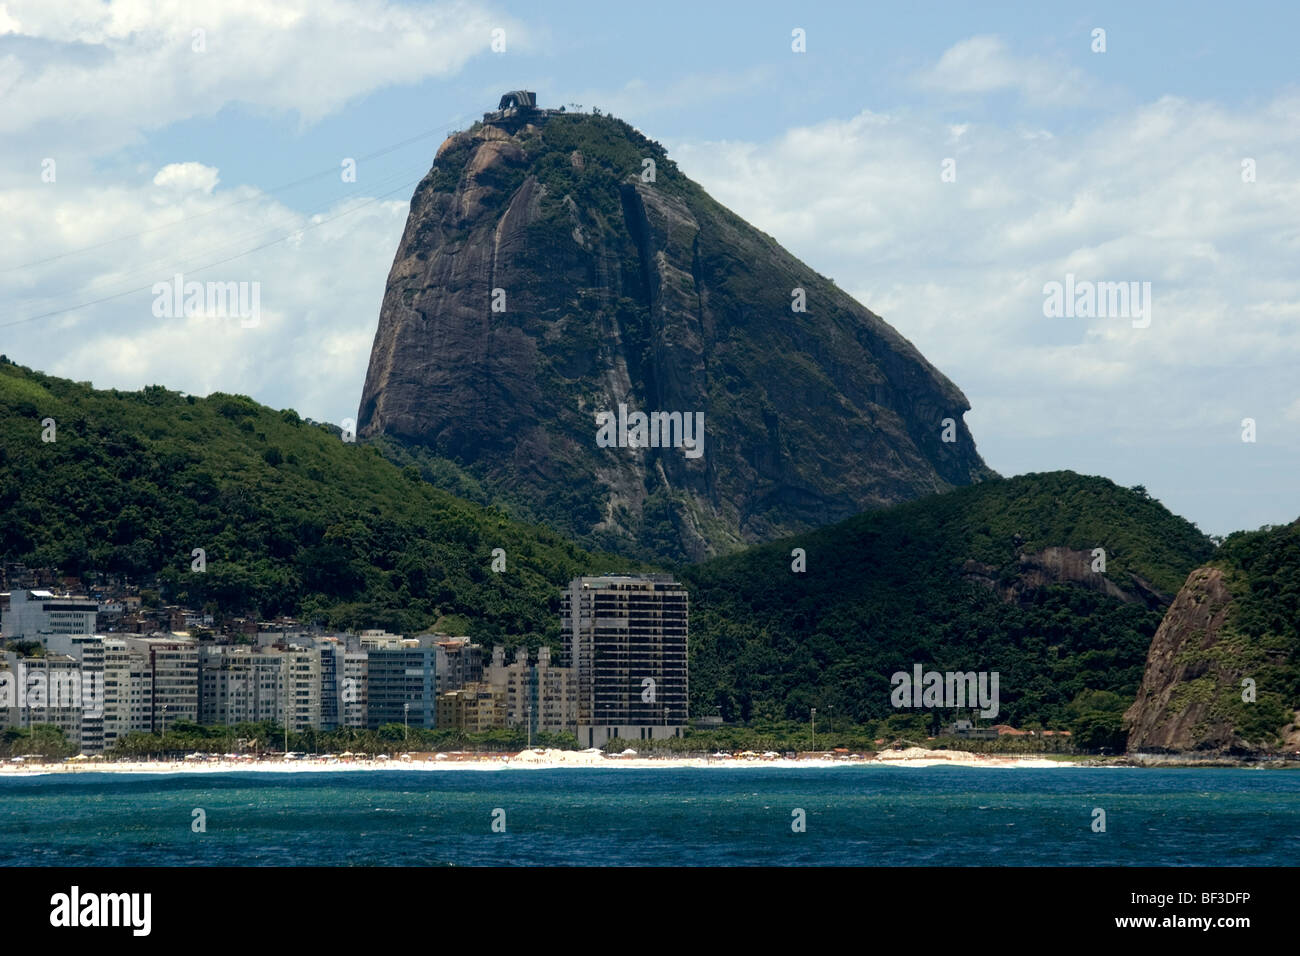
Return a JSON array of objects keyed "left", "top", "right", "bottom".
[{"left": 358, "top": 96, "right": 994, "bottom": 561}]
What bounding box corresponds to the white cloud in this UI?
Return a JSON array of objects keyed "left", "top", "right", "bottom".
[
  {"left": 0, "top": 4, "right": 21, "bottom": 35},
  {"left": 152, "top": 162, "right": 220, "bottom": 193},
  {"left": 0, "top": 0, "right": 509, "bottom": 426},
  {"left": 0, "top": 165, "right": 412, "bottom": 426},
  {"left": 0, "top": 0, "right": 521, "bottom": 150},
  {"left": 916, "top": 34, "right": 1093, "bottom": 107}
]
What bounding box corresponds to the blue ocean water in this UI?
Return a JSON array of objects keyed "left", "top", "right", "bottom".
[{"left": 1, "top": 766, "right": 1297, "bottom": 866}]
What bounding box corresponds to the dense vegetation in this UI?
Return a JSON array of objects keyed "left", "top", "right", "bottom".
[
  {"left": 1181, "top": 520, "right": 1300, "bottom": 744},
  {"left": 0, "top": 724, "right": 78, "bottom": 759},
  {"left": 0, "top": 359, "right": 639, "bottom": 643},
  {"left": 683, "top": 472, "right": 1215, "bottom": 738}
]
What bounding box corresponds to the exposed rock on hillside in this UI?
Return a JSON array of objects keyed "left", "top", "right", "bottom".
[
  {"left": 1123, "top": 567, "right": 1242, "bottom": 751},
  {"left": 1124, "top": 518, "right": 1300, "bottom": 754},
  {"left": 358, "top": 107, "right": 994, "bottom": 561},
  {"left": 962, "top": 547, "right": 1169, "bottom": 608}
]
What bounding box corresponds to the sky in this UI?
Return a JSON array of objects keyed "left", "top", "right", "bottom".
[{"left": 1, "top": 0, "right": 1297, "bottom": 537}]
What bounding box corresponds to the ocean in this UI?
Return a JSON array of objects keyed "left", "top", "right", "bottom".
[{"left": 2, "top": 766, "right": 1298, "bottom": 866}]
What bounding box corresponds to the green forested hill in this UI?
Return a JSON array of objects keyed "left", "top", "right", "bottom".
[
  {"left": 0, "top": 359, "right": 638, "bottom": 641},
  {"left": 684, "top": 472, "right": 1216, "bottom": 733},
  {"left": 1216, "top": 520, "right": 1300, "bottom": 663},
  {"left": 1207, "top": 520, "right": 1300, "bottom": 743}
]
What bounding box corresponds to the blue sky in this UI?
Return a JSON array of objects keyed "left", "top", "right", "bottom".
[{"left": 2, "top": 0, "right": 1298, "bottom": 537}]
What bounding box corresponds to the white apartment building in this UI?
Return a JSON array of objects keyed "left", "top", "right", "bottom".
[
  {"left": 199, "top": 645, "right": 283, "bottom": 726},
  {"left": 279, "top": 646, "right": 321, "bottom": 732},
  {"left": 1, "top": 589, "right": 99, "bottom": 640},
  {"left": 102, "top": 638, "right": 153, "bottom": 751},
  {"left": 0, "top": 652, "right": 85, "bottom": 748},
  {"left": 126, "top": 636, "right": 198, "bottom": 732},
  {"left": 43, "top": 634, "right": 105, "bottom": 753},
  {"left": 196, "top": 644, "right": 321, "bottom": 731}
]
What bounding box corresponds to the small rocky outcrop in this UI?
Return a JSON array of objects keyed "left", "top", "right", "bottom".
[{"left": 961, "top": 547, "right": 1169, "bottom": 608}]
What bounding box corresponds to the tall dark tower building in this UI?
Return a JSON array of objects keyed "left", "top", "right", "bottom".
[{"left": 561, "top": 575, "right": 688, "bottom": 749}]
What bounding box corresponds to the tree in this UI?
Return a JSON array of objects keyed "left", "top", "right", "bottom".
[
  {"left": 1071, "top": 711, "right": 1127, "bottom": 752},
  {"left": 27, "top": 724, "right": 78, "bottom": 758}
]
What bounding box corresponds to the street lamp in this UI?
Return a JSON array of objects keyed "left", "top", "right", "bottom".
[
  {"left": 404, "top": 701, "right": 409, "bottom": 744},
  {"left": 811, "top": 707, "right": 816, "bottom": 752}
]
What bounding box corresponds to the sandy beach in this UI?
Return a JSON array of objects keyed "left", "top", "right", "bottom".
[
  {"left": 0, "top": 746, "right": 1073, "bottom": 775},
  {"left": 869, "top": 746, "right": 1067, "bottom": 769}
]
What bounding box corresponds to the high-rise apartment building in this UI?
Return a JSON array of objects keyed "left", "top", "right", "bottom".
[
  {"left": 43, "top": 634, "right": 105, "bottom": 753},
  {"left": 102, "top": 637, "right": 153, "bottom": 750},
  {"left": 486, "top": 645, "right": 577, "bottom": 737},
  {"left": 199, "top": 645, "right": 282, "bottom": 726},
  {"left": 0, "top": 652, "right": 86, "bottom": 748},
  {"left": 126, "top": 636, "right": 198, "bottom": 732},
  {"left": 561, "top": 574, "right": 688, "bottom": 749},
  {"left": 432, "top": 636, "right": 483, "bottom": 696},
  {"left": 279, "top": 645, "right": 321, "bottom": 732},
  {"left": 342, "top": 649, "right": 368, "bottom": 729},
  {"left": 317, "top": 639, "right": 343, "bottom": 730},
  {"left": 360, "top": 634, "right": 435, "bottom": 730}
]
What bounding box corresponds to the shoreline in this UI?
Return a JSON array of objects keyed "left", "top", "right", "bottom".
[
  {"left": 0, "top": 747, "right": 1081, "bottom": 775},
  {"left": 2, "top": 746, "right": 1291, "bottom": 777}
]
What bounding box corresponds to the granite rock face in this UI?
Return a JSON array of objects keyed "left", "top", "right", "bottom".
[
  {"left": 1124, "top": 520, "right": 1300, "bottom": 753},
  {"left": 358, "top": 111, "right": 994, "bottom": 561},
  {"left": 1123, "top": 567, "right": 1241, "bottom": 752}
]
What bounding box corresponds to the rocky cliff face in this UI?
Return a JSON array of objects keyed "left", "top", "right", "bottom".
[
  {"left": 358, "top": 109, "right": 994, "bottom": 561},
  {"left": 1124, "top": 523, "right": 1300, "bottom": 753},
  {"left": 1123, "top": 567, "right": 1243, "bottom": 752}
]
